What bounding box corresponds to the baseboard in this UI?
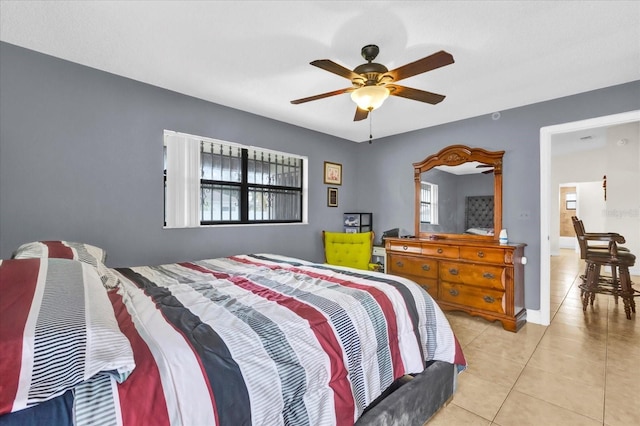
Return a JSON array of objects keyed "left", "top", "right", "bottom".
[
  {"left": 525, "top": 309, "right": 549, "bottom": 326},
  {"left": 558, "top": 237, "right": 575, "bottom": 249}
]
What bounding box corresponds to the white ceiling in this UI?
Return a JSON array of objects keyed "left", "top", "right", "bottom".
[{"left": 1, "top": 1, "right": 638, "bottom": 143}]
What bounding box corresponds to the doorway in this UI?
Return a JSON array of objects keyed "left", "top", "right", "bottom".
[
  {"left": 538, "top": 110, "right": 640, "bottom": 326},
  {"left": 558, "top": 185, "right": 577, "bottom": 249}
]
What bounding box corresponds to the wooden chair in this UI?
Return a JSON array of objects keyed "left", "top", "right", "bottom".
[
  {"left": 571, "top": 217, "right": 637, "bottom": 319},
  {"left": 571, "top": 216, "right": 629, "bottom": 256},
  {"left": 322, "top": 231, "right": 378, "bottom": 271},
  {"left": 571, "top": 216, "right": 628, "bottom": 296}
]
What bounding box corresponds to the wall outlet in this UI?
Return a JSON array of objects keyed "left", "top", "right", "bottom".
[{"left": 518, "top": 211, "right": 531, "bottom": 220}]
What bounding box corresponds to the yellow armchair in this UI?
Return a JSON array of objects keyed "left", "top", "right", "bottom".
[{"left": 322, "top": 231, "right": 378, "bottom": 271}]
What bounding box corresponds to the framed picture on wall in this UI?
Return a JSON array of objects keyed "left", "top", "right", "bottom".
[
  {"left": 327, "top": 187, "right": 338, "bottom": 207},
  {"left": 324, "top": 161, "right": 342, "bottom": 185}
]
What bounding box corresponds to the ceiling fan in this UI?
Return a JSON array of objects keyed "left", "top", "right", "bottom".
[
  {"left": 476, "top": 164, "right": 494, "bottom": 174},
  {"left": 291, "top": 44, "right": 454, "bottom": 121}
]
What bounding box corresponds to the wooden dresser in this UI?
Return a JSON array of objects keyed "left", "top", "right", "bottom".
[{"left": 385, "top": 237, "right": 526, "bottom": 332}]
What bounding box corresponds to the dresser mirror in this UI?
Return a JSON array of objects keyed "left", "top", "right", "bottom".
[{"left": 414, "top": 145, "right": 504, "bottom": 240}]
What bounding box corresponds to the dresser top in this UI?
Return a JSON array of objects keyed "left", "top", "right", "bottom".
[{"left": 385, "top": 237, "right": 526, "bottom": 249}]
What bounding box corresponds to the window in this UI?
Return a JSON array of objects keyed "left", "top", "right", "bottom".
[
  {"left": 164, "top": 131, "right": 307, "bottom": 227},
  {"left": 420, "top": 181, "right": 438, "bottom": 224},
  {"left": 565, "top": 192, "right": 577, "bottom": 210}
]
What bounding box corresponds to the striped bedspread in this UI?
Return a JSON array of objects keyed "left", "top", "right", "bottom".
[{"left": 101, "top": 254, "right": 465, "bottom": 426}]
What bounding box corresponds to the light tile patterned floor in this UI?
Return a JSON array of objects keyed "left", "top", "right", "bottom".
[{"left": 428, "top": 249, "right": 640, "bottom": 426}]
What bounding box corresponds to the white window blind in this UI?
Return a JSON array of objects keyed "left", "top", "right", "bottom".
[{"left": 165, "top": 133, "right": 201, "bottom": 228}]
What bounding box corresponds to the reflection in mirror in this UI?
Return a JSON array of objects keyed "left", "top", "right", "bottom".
[
  {"left": 420, "top": 165, "right": 494, "bottom": 234},
  {"left": 414, "top": 145, "right": 504, "bottom": 240}
]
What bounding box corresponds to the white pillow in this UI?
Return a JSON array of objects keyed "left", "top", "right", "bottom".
[{"left": 12, "top": 240, "right": 120, "bottom": 289}]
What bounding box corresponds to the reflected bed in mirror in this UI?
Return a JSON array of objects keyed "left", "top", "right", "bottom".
[{"left": 414, "top": 145, "right": 504, "bottom": 240}]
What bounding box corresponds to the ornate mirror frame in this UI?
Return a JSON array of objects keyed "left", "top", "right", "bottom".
[{"left": 414, "top": 145, "right": 505, "bottom": 240}]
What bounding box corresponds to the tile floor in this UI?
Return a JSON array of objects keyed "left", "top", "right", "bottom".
[{"left": 428, "top": 249, "right": 639, "bottom": 426}]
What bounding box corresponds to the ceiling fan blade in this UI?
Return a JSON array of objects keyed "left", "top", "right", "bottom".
[
  {"left": 476, "top": 164, "right": 492, "bottom": 168},
  {"left": 354, "top": 107, "right": 369, "bottom": 121},
  {"left": 482, "top": 169, "right": 494, "bottom": 174},
  {"left": 387, "top": 85, "right": 446, "bottom": 104},
  {"left": 385, "top": 50, "right": 454, "bottom": 82},
  {"left": 290, "top": 87, "right": 353, "bottom": 104},
  {"left": 311, "top": 59, "right": 363, "bottom": 81}
]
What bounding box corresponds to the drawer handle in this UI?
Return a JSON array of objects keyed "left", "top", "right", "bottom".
[
  {"left": 477, "top": 251, "right": 485, "bottom": 258},
  {"left": 396, "top": 261, "right": 404, "bottom": 268},
  {"left": 437, "top": 248, "right": 443, "bottom": 254},
  {"left": 449, "top": 289, "right": 459, "bottom": 296},
  {"left": 483, "top": 272, "right": 495, "bottom": 280},
  {"left": 403, "top": 245, "right": 408, "bottom": 251},
  {"left": 483, "top": 295, "right": 495, "bottom": 304},
  {"left": 449, "top": 268, "right": 459, "bottom": 276},
  {"left": 422, "top": 264, "right": 431, "bottom": 271}
]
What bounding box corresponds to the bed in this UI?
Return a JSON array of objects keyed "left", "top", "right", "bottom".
[{"left": 1, "top": 241, "right": 466, "bottom": 426}]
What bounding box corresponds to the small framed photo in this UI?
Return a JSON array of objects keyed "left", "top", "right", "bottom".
[
  {"left": 324, "top": 161, "right": 342, "bottom": 185},
  {"left": 327, "top": 187, "right": 338, "bottom": 207}
]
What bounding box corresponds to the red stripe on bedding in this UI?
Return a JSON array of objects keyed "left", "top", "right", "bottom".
[
  {"left": 108, "top": 291, "right": 171, "bottom": 426},
  {"left": 181, "top": 261, "right": 355, "bottom": 426},
  {"left": 289, "top": 267, "right": 405, "bottom": 378},
  {"left": 0, "top": 258, "right": 40, "bottom": 415},
  {"left": 42, "top": 241, "right": 74, "bottom": 259},
  {"left": 178, "top": 262, "right": 228, "bottom": 279},
  {"left": 231, "top": 257, "right": 405, "bottom": 378},
  {"left": 453, "top": 336, "right": 466, "bottom": 366}
]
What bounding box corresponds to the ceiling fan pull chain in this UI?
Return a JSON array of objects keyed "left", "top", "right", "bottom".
[{"left": 369, "top": 111, "right": 373, "bottom": 144}]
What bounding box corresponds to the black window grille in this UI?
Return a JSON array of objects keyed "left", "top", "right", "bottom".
[{"left": 165, "top": 138, "right": 304, "bottom": 225}]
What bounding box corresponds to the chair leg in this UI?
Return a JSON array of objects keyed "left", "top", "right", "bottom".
[
  {"left": 610, "top": 264, "right": 619, "bottom": 304},
  {"left": 582, "top": 262, "right": 598, "bottom": 311},
  {"left": 619, "top": 266, "right": 634, "bottom": 320},
  {"left": 590, "top": 264, "right": 601, "bottom": 306}
]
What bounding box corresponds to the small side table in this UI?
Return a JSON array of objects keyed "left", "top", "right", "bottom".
[{"left": 372, "top": 245, "right": 386, "bottom": 273}]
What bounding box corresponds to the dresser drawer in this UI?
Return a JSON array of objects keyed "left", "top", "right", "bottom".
[
  {"left": 388, "top": 254, "right": 438, "bottom": 279},
  {"left": 372, "top": 246, "right": 386, "bottom": 257},
  {"left": 388, "top": 240, "right": 422, "bottom": 254},
  {"left": 413, "top": 277, "right": 438, "bottom": 300},
  {"left": 459, "top": 246, "right": 506, "bottom": 264},
  {"left": 439, "top": 261, "right": 506, "bottom": 290},
  {"left": 421, "top": 245, "right": 459, "bottom": 259},
  {"left": 439, "top": 282, "right": 506, "bottom": 314}
]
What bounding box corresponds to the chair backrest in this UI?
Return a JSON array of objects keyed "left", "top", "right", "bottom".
[
  {"left": 571, "top": 216, "right": 589, "bottom": 259},
  {"left": 322, "top": 231, "right": 374, "bottom": 270}
]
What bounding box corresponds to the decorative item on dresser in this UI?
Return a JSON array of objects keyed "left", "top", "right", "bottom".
[{"left": 386, "top": 144, "right": 527, "bottom": 332}]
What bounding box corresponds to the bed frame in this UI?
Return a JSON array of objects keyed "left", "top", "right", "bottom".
[{"left": 356, "top": 361, "right": 456, "bottom": 426}]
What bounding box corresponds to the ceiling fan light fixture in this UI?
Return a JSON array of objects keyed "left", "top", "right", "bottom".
[{"left": 350, "top": 85, "right": 390, "bottom": 111}]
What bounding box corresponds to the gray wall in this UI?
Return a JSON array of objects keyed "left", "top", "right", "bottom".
[
  {"left": 354, "top": 80, "right": 640, "bottom": 309},
  {"left": 1, "top": 41, "right": 639, "bottom": 311},
  {"left": 0, "top": 42, "right": 360, "bottom": 267}
]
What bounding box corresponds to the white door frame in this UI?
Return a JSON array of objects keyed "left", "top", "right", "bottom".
[{"left": 535, "top": 110, "right": 640, "bottom": 326}]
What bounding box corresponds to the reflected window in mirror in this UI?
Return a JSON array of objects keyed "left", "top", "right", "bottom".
[{"left": 420, "top": 182, "right": 438, "bottom": 225}]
